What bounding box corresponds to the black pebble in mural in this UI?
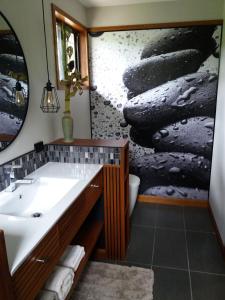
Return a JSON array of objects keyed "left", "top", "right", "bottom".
[
  {"left": 130, "top": 152, "right": 211, "bottom": 194},
  {"left": 122, "top": 25, "right": 220, "bottom": 200}
]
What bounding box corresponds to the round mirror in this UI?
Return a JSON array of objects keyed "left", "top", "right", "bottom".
[{"left": 0, "top": 12, "right": 29, "bottom": 151}]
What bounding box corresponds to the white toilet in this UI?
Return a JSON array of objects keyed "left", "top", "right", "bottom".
[{"left": 129, "top": 174, "right": 140, "bottom": 216}]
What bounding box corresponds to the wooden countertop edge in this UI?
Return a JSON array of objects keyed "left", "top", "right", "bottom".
[
  {"left": 49, "top": 138, "right": 129, "bottom": 148},
  {"left": 0, "top": 134, "right": 15, "bottom": 142}
]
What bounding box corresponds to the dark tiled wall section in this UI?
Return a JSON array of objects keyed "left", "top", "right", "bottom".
[
  {"left": 47, "top": 145, "right": 120, "bottom": 165},
  {"left": 0, "top": 141, "right": 10, "bottom": 151},
  {"left": 0, "top": 148, "right": 49, "bottom": 191},
  {"left": 0, "top": 144, "right": 121, "bottom": 192}
]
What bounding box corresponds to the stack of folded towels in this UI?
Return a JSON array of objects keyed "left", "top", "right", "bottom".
[{"left": 36, "top": 245, "right": 85, "bottom": 300}]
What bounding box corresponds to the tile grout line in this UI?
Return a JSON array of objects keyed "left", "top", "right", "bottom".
[
  {"left": 150, "top": 206, "right": 157, "bottom": 269},
  {"left": 133, "top": 223, "right": 184, "bottom": 231},
  {"left": 183, "top": 207, "right": 194, "bottom": 300},
  {"left": 132, "top": 223, "right": 215, "bottom": 234},
  {"left": 152, "top": 264, "right": 189, "bottom": 272},
  {"left": 190, "top": 269, "right": 225, "bottom": 277}
]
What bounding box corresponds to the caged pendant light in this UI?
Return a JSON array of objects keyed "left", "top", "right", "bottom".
[
  {"left": 40, "top": 0, "right": 60, "bottom": 113},
  {"left": 12, "top": 80, "right": 26, "bottom": 107},
  {"left": 12, "top": 43, "right": 26, "bottom": 107}
]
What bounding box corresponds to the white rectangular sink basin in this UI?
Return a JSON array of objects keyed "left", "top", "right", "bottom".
[{"left": 0, "top": 177, "right": 79, "bottom": 218}]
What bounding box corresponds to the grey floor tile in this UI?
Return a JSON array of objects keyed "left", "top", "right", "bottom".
[
  {"left": 184, "top": 207, "right": 214, "bottom": 233},
  {"left": 191, "top": 271, "right": 225, "bottom": 300},
  {"left": 153, "top": 228, "right": 188, "bottom": 269},
  {"left": 125, "top": 225, "right": 154, "bottom": 266},
  {"left": 156, "top": 204, "right": 184, "bottom": 230},
  {"left": 153, "top": 266, "right": 191, "bottom": 300},
  {"left": 187, "top": 232, "right": 225, "bottom": 274},
  {"left": 131, "top": 202, "right": 156, "bottom": 227}
]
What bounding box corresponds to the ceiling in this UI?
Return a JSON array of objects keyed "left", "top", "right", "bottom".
[{"left": 79, "top": 0, "right": 177, "bottom": 8}]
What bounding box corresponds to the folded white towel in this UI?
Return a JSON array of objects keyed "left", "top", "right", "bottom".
[
  {"left": 44, "top": 266, "right": 74, "bottom": 300},
  {"left": 36, "top": 290, "right": 58, "bottom": 300},
  {"left": 59, "top": 245, "right": 85, "bottom": 271}
]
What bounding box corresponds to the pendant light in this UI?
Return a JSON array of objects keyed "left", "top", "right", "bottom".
[
  {"left": 12, "top": 79, "right": 26, "bottom": 107},
  {"left": 40, "top": 0, "right": 60, "bottom": 113},
  {"left": 12, "top": 47, "right": 25, "bottom": 106}
]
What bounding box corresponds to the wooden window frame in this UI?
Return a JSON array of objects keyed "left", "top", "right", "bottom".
[
  {"left": 51, "top": 4, "right": 89, "bottom": 90},
  {"left": 88, "top": 19, "right": 223, "bottom": 32}
]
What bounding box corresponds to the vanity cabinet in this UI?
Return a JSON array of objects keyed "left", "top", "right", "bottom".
[
  {"left": 50, "top": 139, "right": 130, "bottom": 261},
  {"left": 0, "top": 169, "right": 103, "bottom": 300},
  {"left": 0, "top": 138, "right": 129, "bottom": 300}
]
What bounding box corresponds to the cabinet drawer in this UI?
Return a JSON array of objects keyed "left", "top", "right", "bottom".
[
  {"left": 13, "top": 226, "right": 59, "bottom": 300},
  {"left": 85, "top": 170, "right": 103, "bottom": 204},
  {"left": 59, "top": 170, "right": 103, "bottom": 247}
]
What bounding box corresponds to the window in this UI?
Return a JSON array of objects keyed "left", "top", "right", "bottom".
[
  {"left": 51, "top": 4, "right": 89, "bottom": 89},
  {"left": 56, "top": 21, "right": 80, "bottom": 80}
]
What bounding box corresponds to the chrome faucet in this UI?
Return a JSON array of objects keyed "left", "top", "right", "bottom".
[{"left": 4, "top": 165, "right": 34, "bottom": 192}]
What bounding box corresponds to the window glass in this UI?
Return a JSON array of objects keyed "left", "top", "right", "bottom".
[{"left": 56, "top": 21, "right": 80, "bottom": 80}]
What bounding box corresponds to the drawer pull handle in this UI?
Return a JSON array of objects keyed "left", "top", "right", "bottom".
[
  {"left": 35, "top": 257, "right": 49, "bottom": 264},
  {"left": 90, "top": 184, "right": 99, "bottom": 188}
]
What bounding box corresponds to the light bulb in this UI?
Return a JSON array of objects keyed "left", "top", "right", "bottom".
[
  {"left": 15, "top": 90, "right": 25, "bottom": 106},
  {"left": 46, "top": 91, "right": 53, "bottom": 105}
]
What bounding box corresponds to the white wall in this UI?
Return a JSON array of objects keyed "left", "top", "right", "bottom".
[
  {"left": 52, "top": 89, "right": 91, "bottom": 139},
  {"left": 0, "top": 0, "right": 90, "bottom": 165},
  {"left": 209, "top": 2, "right": 225, "bottom": 244},
  {"left": 87, "top": 0, "right": 223, "bottom": 27}
]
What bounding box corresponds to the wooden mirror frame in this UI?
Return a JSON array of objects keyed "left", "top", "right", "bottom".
[{"left": 51, "top": 4, "right": 89, "bottom": 90}]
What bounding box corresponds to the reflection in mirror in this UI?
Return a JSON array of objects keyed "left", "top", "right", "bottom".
[
  {"left": 56, "top": 21, "right": 80, "bottom": 81},
  {"left": 0, "top": 12, "right": 29, "bottom": 151}
]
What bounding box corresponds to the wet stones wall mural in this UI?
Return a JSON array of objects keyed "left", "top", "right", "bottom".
[{"left": 89, "top": 25, "right": 222, "bottom": 201}]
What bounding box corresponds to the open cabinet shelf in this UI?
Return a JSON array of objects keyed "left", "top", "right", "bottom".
[{"left": 65, "top": 220, "right": 104, "bottom": 300}]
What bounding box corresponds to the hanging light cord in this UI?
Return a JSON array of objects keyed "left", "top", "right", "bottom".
[{"left": 41, "top": 0, "right": 50, "bottom": 81}]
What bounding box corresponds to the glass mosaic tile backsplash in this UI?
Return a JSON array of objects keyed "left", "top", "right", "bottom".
[{"left": 0, "top": 143, "right": 121, "bottom": 191}]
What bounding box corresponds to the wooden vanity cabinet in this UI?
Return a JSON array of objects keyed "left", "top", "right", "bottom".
[
  {"left": 0, "top": 139, "right": 130, "bottom": 299},
  {"left": 0, "top": 169, "right": 103, "bottom": 300},
  {"left": 50, "top": 139, "right": 130, "bottom": 261}
]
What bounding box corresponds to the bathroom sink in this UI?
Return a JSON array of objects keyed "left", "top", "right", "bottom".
[{"left": 0, "top": 177, "right": 79, "bottom": 218}]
